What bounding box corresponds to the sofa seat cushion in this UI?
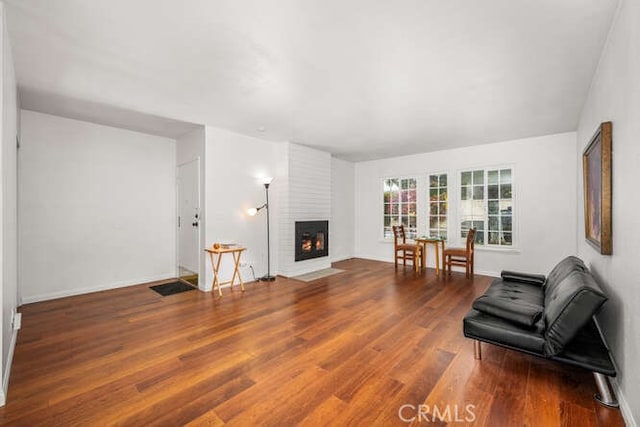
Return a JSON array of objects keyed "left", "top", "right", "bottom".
[
  {"left": 543, "top": 270, "right": 607, "bottom": 356},
  {"left": 464, "top": 309, "right": 545, "bottom": 354}
]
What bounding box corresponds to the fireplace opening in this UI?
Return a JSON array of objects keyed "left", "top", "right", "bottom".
[{"left": 295, "top": 221, "right": 329, "bottom": 261}]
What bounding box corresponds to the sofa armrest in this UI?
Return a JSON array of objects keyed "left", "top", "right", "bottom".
[
  {"left": 501, "top": 270, "right": 546, "bottom": 286},
  {"left": 472, "top": 296, "right": 543, "bottom": 327}
]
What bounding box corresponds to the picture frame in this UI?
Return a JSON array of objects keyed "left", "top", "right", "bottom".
[{"left": 582, "top": 121, "right": 612, "bottom": 255}]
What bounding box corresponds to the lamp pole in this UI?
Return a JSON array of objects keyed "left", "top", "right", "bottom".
[{"left": 261, "top": 182, "right": 276, "bottom": 281}]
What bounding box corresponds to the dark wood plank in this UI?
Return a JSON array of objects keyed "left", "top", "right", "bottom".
[{"left": 0, "top": 260, "right": 625, "bottom": 426}]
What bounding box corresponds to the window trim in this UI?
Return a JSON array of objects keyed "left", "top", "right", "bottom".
[
  {"left": 380, "top": 175, "right": 419, "bottom": 241},
  {"left": 456, "top": 165, "right": 517, "bottom": 249},
  {"left": 426, "top": 171, "right": 449, "bottom": 241}
]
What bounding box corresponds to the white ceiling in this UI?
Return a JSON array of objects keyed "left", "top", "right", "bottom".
[{"left": 5, "top": 0, "right": 618, "bottom": 161}]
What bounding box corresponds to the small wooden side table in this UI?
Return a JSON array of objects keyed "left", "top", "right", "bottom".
[
  {"left": 204, "top": 246, "right": 246, "bottom": 296},
  {"left": 416, "top": 237, "right": 446, "bottom": 275}
]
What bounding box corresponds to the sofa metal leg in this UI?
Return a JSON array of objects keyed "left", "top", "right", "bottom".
[
  {"left": 593, "top": 373, "right": 619, "bottom": 408},
  {"left": 474, "top": 340, "right": 482, "bottom": 360}
]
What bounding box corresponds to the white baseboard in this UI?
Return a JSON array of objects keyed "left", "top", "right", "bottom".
[
  {"left": 475, "top": 269, "right": 500, "bottom": 278},
  {"left": 330, "top": 255, "right": 354, "bottom": 263},
  {"left": 198, "top": 280, "right": 259, "bottom": 293},
  {"left": 355, "top": 254, "right": 396, "bottom": 264},
  {"left": 21, "top": 274, "right": 175, "bottom": 304},
  {"left": 1, "top": 325, "right": 18, "bottom": 407},
  {"left": 355, "top": 254, "right": 499, "bottom": 277},
  {"left": 612, "top": 378, "right": 637, "bottom": 427}
]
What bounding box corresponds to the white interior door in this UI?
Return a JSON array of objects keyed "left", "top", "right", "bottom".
[{"left": 177, "top": 159, "right": 200, "bottom": 283}]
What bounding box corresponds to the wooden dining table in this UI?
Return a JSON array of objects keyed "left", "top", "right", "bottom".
[{"left": 415, "top": 236, "right": 446, "bottom": 275}]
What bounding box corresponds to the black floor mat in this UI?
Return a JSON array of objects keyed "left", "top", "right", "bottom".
[{"left": 150, "top": 281, "right": 196, "bottom": 296}]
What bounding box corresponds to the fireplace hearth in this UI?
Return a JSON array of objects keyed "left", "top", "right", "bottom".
[{"left": 295, "top": 220, "right": 329, "bottom": 262}]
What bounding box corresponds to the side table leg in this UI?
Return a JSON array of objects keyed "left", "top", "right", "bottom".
[
  {"left": 214, "top": 252, "right": 223, "bottom": 297},
  {"left": 208, "top": 252, "right": 218, "bottom": 296},
  {"left": 232, "top": 251, "right": 245, "bottom": 292},
  {"left": 229, "top": 251, "right": 239, "bottom": 290}
]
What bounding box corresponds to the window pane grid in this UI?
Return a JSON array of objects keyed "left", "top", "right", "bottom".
[
  {"left": 460, "top": 168, "right": 514, "bottom": 247},
  {"left": 383, "top": 178, "right": 417, "bottom": 239},
  {"left": 428, "top": 174, "right": 448, "bottom": 240}
]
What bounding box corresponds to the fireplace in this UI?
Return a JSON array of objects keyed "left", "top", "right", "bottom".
[{"left": 295, "top": 220, "right": 329, "bottom": 261}]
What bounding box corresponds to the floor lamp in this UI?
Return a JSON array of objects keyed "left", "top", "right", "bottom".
[{"left": 247, "top": 177, "right": 276, "bottom": 281}]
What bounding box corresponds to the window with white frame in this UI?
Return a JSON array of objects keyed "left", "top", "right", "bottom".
[
  {"left": 460, "top": 168, "right": 513, "bottom": 246},
  {"left": 383, "top": 178, "right": 417, "bottom": 239},
  {"left": 428, "top": 173, "right": 448, "bottom": 240}
]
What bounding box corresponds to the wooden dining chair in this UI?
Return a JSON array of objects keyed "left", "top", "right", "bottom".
[
  {"left": 444, "top": 228, "right": 476, "bottom": 278},
  {"left": 392, "top": 225, "right": 422, "bottom": 272}
]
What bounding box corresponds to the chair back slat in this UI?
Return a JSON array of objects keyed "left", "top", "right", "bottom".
[
  {"left": 466, "top": 228, "right": 477, "bottom": 253},
  {"left": 392, "top": 225, "right": 406, "bottom": 245}
]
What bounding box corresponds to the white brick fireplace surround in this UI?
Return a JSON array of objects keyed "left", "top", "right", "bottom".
[{"left": 276, "top": 143, "right": 332, "bottom": 277}]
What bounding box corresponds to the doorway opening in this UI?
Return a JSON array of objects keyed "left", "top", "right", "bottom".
[{"left": 177, "top": 158, "right": 200, "bottom": 287}]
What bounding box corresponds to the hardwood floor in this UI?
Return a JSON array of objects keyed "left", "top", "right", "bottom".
[{"left": 0, "top": 259, "right": 625, "bottom": 426}]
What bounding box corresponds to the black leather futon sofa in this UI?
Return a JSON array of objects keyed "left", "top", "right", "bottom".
[{"left": 463, "top": 256, "right": 618, "bottom": 407}]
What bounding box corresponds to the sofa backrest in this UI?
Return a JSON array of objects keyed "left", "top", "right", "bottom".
[
  {"left": 543, "top": 268, "right": 607, "bottom": 356},
  {"left": 544, "top": 256, "right": 587, "bottom": 293}
]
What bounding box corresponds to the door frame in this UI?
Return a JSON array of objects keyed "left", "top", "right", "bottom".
[{"left": 176, "top": 157, "right": 201, "bottom": 287}]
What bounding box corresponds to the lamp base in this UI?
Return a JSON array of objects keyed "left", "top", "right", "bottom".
[{"left": 259, "top": 275, "right": 276, "bottom": 282}]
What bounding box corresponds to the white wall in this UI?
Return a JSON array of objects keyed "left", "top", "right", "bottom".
[
  {"left": 19, "top": 110, "right": 176, "bottom": 302},
  {"left": 203, "top": 126, "right": 279, "bottom": 289},
  {"left": 176, "top": 126, "right": 206, "bottom": 289},
  {"left": 0, "top": 2, "right": 17, "bottom": 406},
  {"left": 576, "top": 0, "right": 640, "bottom": 424},
  {"left": 355, "top": 132, "right": 577, "bottom": 276},
  {"left": 331, "top": 157, "right": 355, "bottom": 262},
  {"left": 177, "top": 126, "right": 205, "bottom": 166}
]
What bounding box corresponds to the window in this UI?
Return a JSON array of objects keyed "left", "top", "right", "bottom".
[
  {"left": 460, "top": 168, "right": 513, "bottom": 246},
  {"left": 428, "top": 173, "right": 448, "bottom": 240},
  {"left": 383, "top": 178, "right": 417, "bottom": 239}
]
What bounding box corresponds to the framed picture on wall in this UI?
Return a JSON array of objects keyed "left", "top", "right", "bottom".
[{"left": 582, "top": 121, "right": 612, "bottom": 255}]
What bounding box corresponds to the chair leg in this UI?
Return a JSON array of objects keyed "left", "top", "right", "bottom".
[{"left": 395, "top": 252, "right": 398, "bottom": 270}]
